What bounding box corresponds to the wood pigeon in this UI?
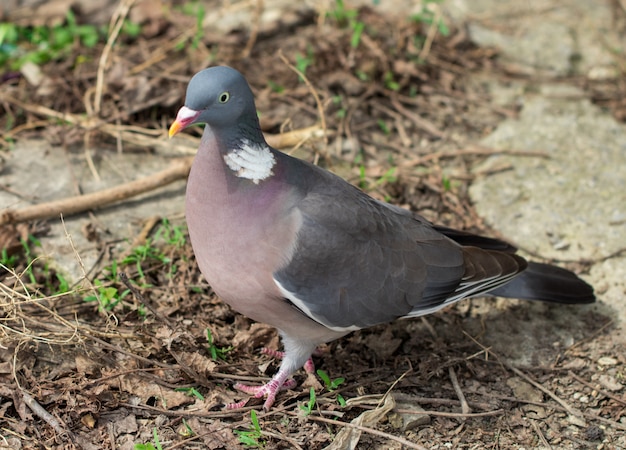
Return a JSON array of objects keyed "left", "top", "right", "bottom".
[{"left": 169, "top": 66, "right": 595, "bottom": 410}]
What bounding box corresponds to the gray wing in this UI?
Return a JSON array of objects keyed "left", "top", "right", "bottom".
[{"left": 273, "top": 162, "right": 467, "bottom": 331}]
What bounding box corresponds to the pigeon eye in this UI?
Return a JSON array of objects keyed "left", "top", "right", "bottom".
[{"left": 219, "top": 92, "right": 230, "bottom": 103}]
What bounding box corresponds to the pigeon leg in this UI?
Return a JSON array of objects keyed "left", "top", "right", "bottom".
[
  {"left": 231, "top": 334, "right": 317, "bottom": 410},
  {"left": 261, "top": 347, "right": 316, "bottom": 374}
]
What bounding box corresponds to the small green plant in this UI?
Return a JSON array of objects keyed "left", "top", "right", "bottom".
[
  {"left": 294, "top": 46, "right": 315, "bottom": 81},
  {"left": 175, "top": 386, "right": 205, "bottom": 401},
  {"left": 317, "top": 369, "right": 345, "bottom": 391},
  {"left": 377, "top": 119, "right": 390, "bottom": 135},
  {"left": 234, "top": 410, "right": 265, "bottom": 448},
  {"left": 410, "top": 0, "right": 450, "bottom": 37},
  {"left": 0, "top": 10, "right": 145, "bottom": 72},
  {"left": 84, "top": 279, "right": 130, "bottom": 312},
  {"left": 180, "top": 418, "right": 194, "bottom": 437},
  {"left": 442, "top": 175, "right": 452, "bottom": 191},
  {"left": 177, "top": 2, "right": 206, "bottom": 49},
  {"left": 383, "top": 71, "right": 400, "bottom": 91},
  {"left": 121, "top": 243, "right": 165, "bottom": 280},
  {"left": 373, "top": 167, "right": 397, "bottom": 187},
  {"left": 350, "top": 20, "right": 365, "bottom": 48},
  {"left": 355, "top": 69, "right": 369, "bottom": 81},
  {"left": 327, "top": 0, "right": 365, "bottom": 48},
  {"left": 21, "top": 235, "right": 41, "bottom": 285},
  {"left": 205, "top": 328, "right": 233, "bottom": 361},
  {"left": 267, "top": 80, "right": 284, "bottom": 93},
  {"left": 154, "top": 218, "right": 186, "bottom": 248},
  {"left": 53, "top": 271, "right": 70, "bottom": 293},
  {"left": 0, "top": 248, "right": 18, "bottom": 267},
  {"left": 327, "top": 0, "right": 353, "bottom": 26},
  {"left": 120, "top": 219, "right": 186, "bottom": 280},
  {"left": 332, "top": 95, "right": 347, "bottom": 118},
  {"left": 134, "top": 427, "right": 163, "bottom": 450},
  {"left": 0, "top": 235, "right": 71, "bottom": 295},
  {"left": 121, "top": 19, "right": 142, "bottom": 38},
  {"left": 84, "top": 218, "right": 186, "bottom": 311},
  {"left": 353, "top": 147, "right": 398, "bottom": 196},
  {"left": 299, "top": 387, "right": 316, "bottom": 416},
  {"left": 358, "top": 163, "right": 367, "bottom": 189},
  {"left": 317, "top": 369, "right": 347, "bottom": 406}
]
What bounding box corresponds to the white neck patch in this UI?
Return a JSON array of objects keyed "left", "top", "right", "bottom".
[{"left": 223, "top": 139, "right": 276, "bottom": 184}]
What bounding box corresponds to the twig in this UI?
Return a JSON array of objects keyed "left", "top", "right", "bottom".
[
  {"left": 0, "top": 157, "right": 192, "bottom": 226},
  {"left": 581, "top": 409, "right": 626, "bottom": 432},
  {"left": 521, "top": 243, "right": 626, "bottom": 265},
  {"left": 0, "top": 121, "right": 324, "bottom": 226},
  {"left": 289, "top": 412, "right": 428, "bottom": 450},
  {"left": 568, "top": 371, "right": 626, "bottom": 406},
  {"left": 120, "top": 271, "right": 176, "bottom": 328},
  {"left": 22, "top": 391, "right": 70, "bottom": 439},
  {"left": 119, "top": 401, "right": 252, "bottom": 419},
  {"left": 392, "top": 394, "right": 494, "bottom": 411},
  {"left": 241, "top": 0, "right": 263, "bottom": 58},
  {"left": 505, "top": 363, "right": 584, "bottom": 420},
  {"left": 0, "top": 92, "right": 324, "bottom": 152},
  {"left": 467, "top": 389, "right": 626, "bottom": 431},
  {"left": 461, "top": 331, "right": 608, "bottom": 428},
  {"left": 88, "top": 335, "right": 179, "bottom": 369},
  {"left": 60, "top": 214, "right": 92, "bottom": 289},
  {"left": 390, "top": 94, "right": 444, "bottom": 138},
  {"left": 266, "top": 125, "right": 326, "bottom": 150},
  {"left": 261, "top": 429, "right": 304, "bottom": 450},
  {"left": 418, "top": 4, "right": 442, "bottom": 61},
  {"left": 400, "top": 146, "right": 549, "bottom": 168},
  {"left": 463, "top": 338, "right": 583, "bottom": 417},
  {"left": 278, "top": 51, "right": 328, "bottom": 162},
  {"left": 420, "top": 316, "right": 439, "bottom": 339},
  {"left": 530, "top": 419, "right": 552, "bottom": 449},
  {"left": 449, "top": 366, "right": 471, "bottom": 415},
  {"left": 94, "top": 0, "right": 136, "bottom": 114},
  {"left": 395, "top": 408, "right": 504, "bottom": 418},
  {"left": 129, "top": 29, "right": 196, "bottom": 75},
  {"left": 379, "top": 363, "right": 413, "bottom": 408}
]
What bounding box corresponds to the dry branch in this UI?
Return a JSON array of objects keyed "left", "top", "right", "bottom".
[
  {"left": 0, "top": 91, "right": 323, "bottom": 226},
  {"left": 0, "top": 157, "right": 192, "bottom": 226}
]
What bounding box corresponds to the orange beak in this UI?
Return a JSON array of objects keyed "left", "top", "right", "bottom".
[
  {"left": 168, "top": 106, "right": 201, "bottom": 138},
  {"left": 168, "top": 120, "right": 184, "bottom": 138}
]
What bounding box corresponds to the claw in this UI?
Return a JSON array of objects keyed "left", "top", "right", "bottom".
[{"left": 225, "top": 398, "right": 250, "bottom": 409}]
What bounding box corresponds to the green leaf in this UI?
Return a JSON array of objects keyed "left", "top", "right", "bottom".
[
  {"left": 299, "top": 387, "right": 316, "bottom": 416},
  {"left": 122, "top": 20, "right": 142, "bottom": 38},
  {"left": 350, "top": 21, "right": 364, "bottom": 48}
]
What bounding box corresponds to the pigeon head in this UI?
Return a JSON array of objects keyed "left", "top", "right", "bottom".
[{"left": 169, "top": 66, "right": 258, "bottom": 138}]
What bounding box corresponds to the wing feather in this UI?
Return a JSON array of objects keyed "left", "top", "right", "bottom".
[{"left": 273, "top": 154, "right": 529, "bottom": 331}]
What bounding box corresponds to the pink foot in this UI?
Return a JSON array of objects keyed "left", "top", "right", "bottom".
[
  {"left": 226, "top": 345, "right": 324, "bottom": 410},
  {"left": 232, "top": 376, "right": 296, "bottom": 410},
  {"left": 226, "top": 379, "right": 298, "bottom": 409}
]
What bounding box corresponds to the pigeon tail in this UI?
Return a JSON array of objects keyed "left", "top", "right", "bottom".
[{"left": 487, "top": 261, "right": 595, "bottom": 304}]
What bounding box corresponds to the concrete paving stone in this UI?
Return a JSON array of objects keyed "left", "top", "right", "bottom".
[
  {"left": 0, "top": 141, "right": 186, "bottom": 283},
  {"left": 445, "top": 0, "right": 622, "bottom": 77},
  {"left": 470, "top": 84, "right": 626, "bottom": 334}
]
